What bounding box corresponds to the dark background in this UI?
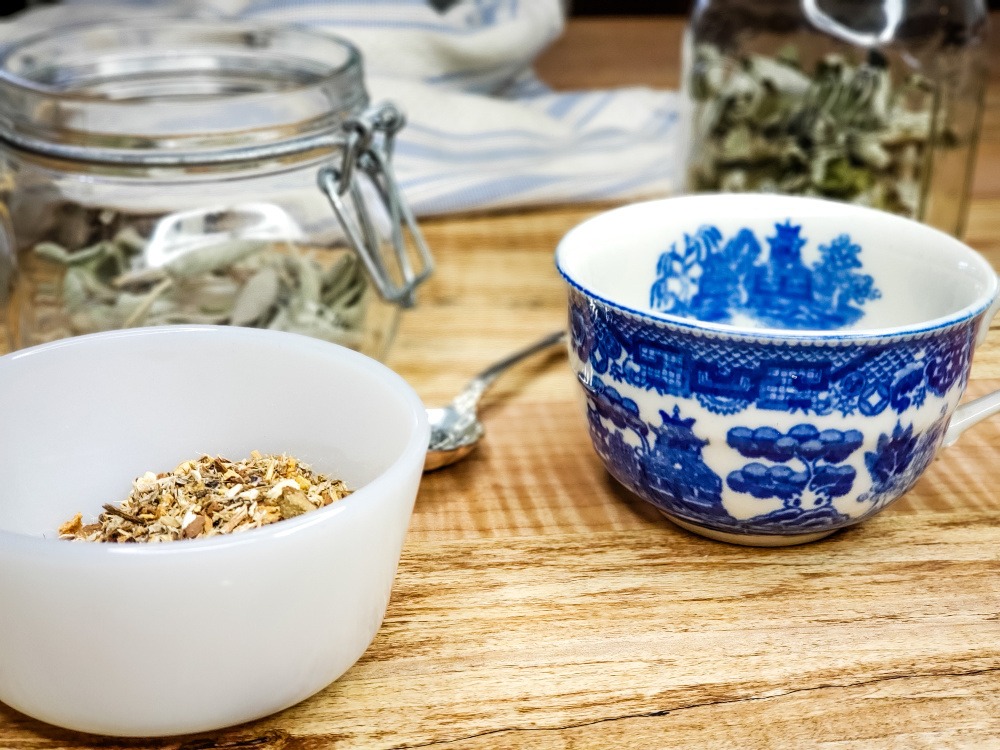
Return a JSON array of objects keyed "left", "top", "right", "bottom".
[
  {"left": 2, "top": 0, "right": 999, "bottom": 17},
  {"left": 572, "top": 0, "right": 1000, "bottom": 12},
  {"left": 571, "top": 0, "right": 1000, "bottom": 12}
]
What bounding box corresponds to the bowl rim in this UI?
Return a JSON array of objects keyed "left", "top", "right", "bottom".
[
  {"left": 555, "top": 194, "right": 999, "bottom": 343},
  {"left": 0, "top": 325, "right": 429, "bottom": 556}
]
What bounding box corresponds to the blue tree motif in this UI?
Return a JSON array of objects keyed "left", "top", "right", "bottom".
[
  {"left": 723, "top": 228, "right": 763, "bottom": 283},
  {"left": 726, "top": 424, "right": 863, "bottom": 509},
  {"left": 810, "top": 234, "right": 881, "bottom": 327},
  {"left": 689, "top": 224, "right": 724, "bottom": 261},
  {"left": 587, "top": 406, "right": 642, "bottom": 479},
  {"left": 650, "top": 225, "right": 723, "bottom": 316},
  {"left": 585, "top": 377, "right": 649, "bottom": 448},
  {"left": 649, "top": 245, "right": 685, "bottom": 313},
  {"left": 690, "top": 228, "right": 761, "bottom": 321},
  {"left": 584, "top": 379, "right": 650, "bottom": 495}
]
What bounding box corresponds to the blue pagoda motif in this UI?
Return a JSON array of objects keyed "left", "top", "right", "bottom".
[
  {"left": 583, "top": 382, "right": 733, "bottom": 524},
  {"left": 644, "top": 405, "right": 725, "bottom": 516},
  {"left": 748, "top": 221, "right": 813, "bottom": 320},
  {"left": 649, "top": 221, "right": 880, "bottom": 330}
]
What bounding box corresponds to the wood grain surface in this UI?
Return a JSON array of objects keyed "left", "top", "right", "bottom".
[{"left": 3, "top": 15, "right": 1000, "bottom": 750}]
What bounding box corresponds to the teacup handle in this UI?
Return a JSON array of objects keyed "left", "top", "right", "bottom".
[{"left": 942, "top": 287, "right": 1000, "bottom": 448}]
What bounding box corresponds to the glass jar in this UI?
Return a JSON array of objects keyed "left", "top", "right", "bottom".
[
  {"left": 682, "top": 0, "right": 989, "bottom": 237},
  {"left": 0, "top": 20, "right": 433, "bottom": 359}
]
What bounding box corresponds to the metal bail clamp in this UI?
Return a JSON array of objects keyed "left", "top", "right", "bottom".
[{"left": 318, "top": 102, "right": 434, "bottom": 309}]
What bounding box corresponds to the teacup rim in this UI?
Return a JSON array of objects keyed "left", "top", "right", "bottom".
[{"left": 555, "top": 195, "right": 999, "bottom": 343}]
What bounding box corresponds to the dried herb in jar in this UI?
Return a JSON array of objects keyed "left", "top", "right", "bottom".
[
  {"left": 58, "top": 452, "right": 352, "bottom": 543},
  {"left": 687, "top": 44, "right": 941, "bottom": 218},
  {"left": 22, "top": 207, "right": 370, "bottom": 349}
]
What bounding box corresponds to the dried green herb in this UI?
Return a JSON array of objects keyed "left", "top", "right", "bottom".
[
  {"left": 22, "top": 210, "right": 370, "bottom": 348},
  {"left": 687, "top": 44, "right": 942, "bottom": 217}
]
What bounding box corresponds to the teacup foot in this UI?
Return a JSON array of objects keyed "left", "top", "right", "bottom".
[{"left": 664, "top": 514, "right": 837, "bottom": 547}]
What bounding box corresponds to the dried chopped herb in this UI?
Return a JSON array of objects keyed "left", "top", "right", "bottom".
[
  {"left": 58, "top": 451, "right": 351, "bottom": 543},
  {"left": 687, "top": 44, "right": 942, "bottom": 217}
]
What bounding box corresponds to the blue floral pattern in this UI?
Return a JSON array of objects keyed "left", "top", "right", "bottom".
[
  {"left": 861, "top": 416, "right": 949, "bottom": 509},
  {"left": 650, "top": 222, "right": 880, "bottom": 330}
]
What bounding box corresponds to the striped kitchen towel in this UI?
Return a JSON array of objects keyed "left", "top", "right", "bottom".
[{"left": 4, "top": 0, "right": 682, "bottom": 216}]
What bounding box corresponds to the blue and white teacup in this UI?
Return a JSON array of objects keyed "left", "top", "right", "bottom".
[{"left": 556, "top": 194, "right": 1000, "bottom": 546}]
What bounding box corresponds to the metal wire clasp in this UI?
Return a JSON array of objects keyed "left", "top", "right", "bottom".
[{"left": 318, "top": 102, "right": 433, "bottom": 309}]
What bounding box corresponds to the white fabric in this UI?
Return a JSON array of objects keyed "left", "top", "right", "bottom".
[{"left": 1, "top": 0, "right": 681, "bottom": 216}]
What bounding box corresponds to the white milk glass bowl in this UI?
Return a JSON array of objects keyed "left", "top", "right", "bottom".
[{"left": 0, "top": 326, "right": 428, "bottom": 736}]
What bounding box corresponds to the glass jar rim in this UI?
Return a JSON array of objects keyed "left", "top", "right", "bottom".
[{"left": 0, "top": 19, "right": 368, "bottom": 165}]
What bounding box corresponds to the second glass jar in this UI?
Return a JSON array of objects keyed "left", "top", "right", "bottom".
[{"left": 682, "top": 0, "right": 989, "bottom": 236}]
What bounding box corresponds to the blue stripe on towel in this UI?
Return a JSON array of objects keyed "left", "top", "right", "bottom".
[
  {"left": 411, "top": 173, "right": 566, "bottom": 215},
  {"left": 545, "top": 92, "right": 587, "bottom": 119},
  {"left": 573, "top": 91, "right": 615, "bottom": 129},
  {"left": 395, "top": 130, "right": 646, "bottom": 163},
  {"left": 403, "top": 122, "right": 563, "bottom": 143},
  {"left": 241, "top": 15, "right": 465, "bottom": 33}
]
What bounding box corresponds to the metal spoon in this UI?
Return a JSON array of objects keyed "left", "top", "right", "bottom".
[{"left": 424, "top": 330, "right": 567, "bottom": 471}]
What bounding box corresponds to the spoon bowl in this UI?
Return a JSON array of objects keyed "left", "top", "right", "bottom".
[
  {"left": 424, "top": 331, "right": 566, "bottom": 471},
  {"left": 425, "top": 406, "right": 484, "bottom": 470}
]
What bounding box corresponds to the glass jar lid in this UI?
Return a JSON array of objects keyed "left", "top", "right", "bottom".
[{"left": 0, "top": 20, "right": 368, "bottom": 164}]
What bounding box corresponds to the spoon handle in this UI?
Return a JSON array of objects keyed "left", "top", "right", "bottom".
[{"left": 458, "top": 329, "right": 567, "bottom": 407}]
